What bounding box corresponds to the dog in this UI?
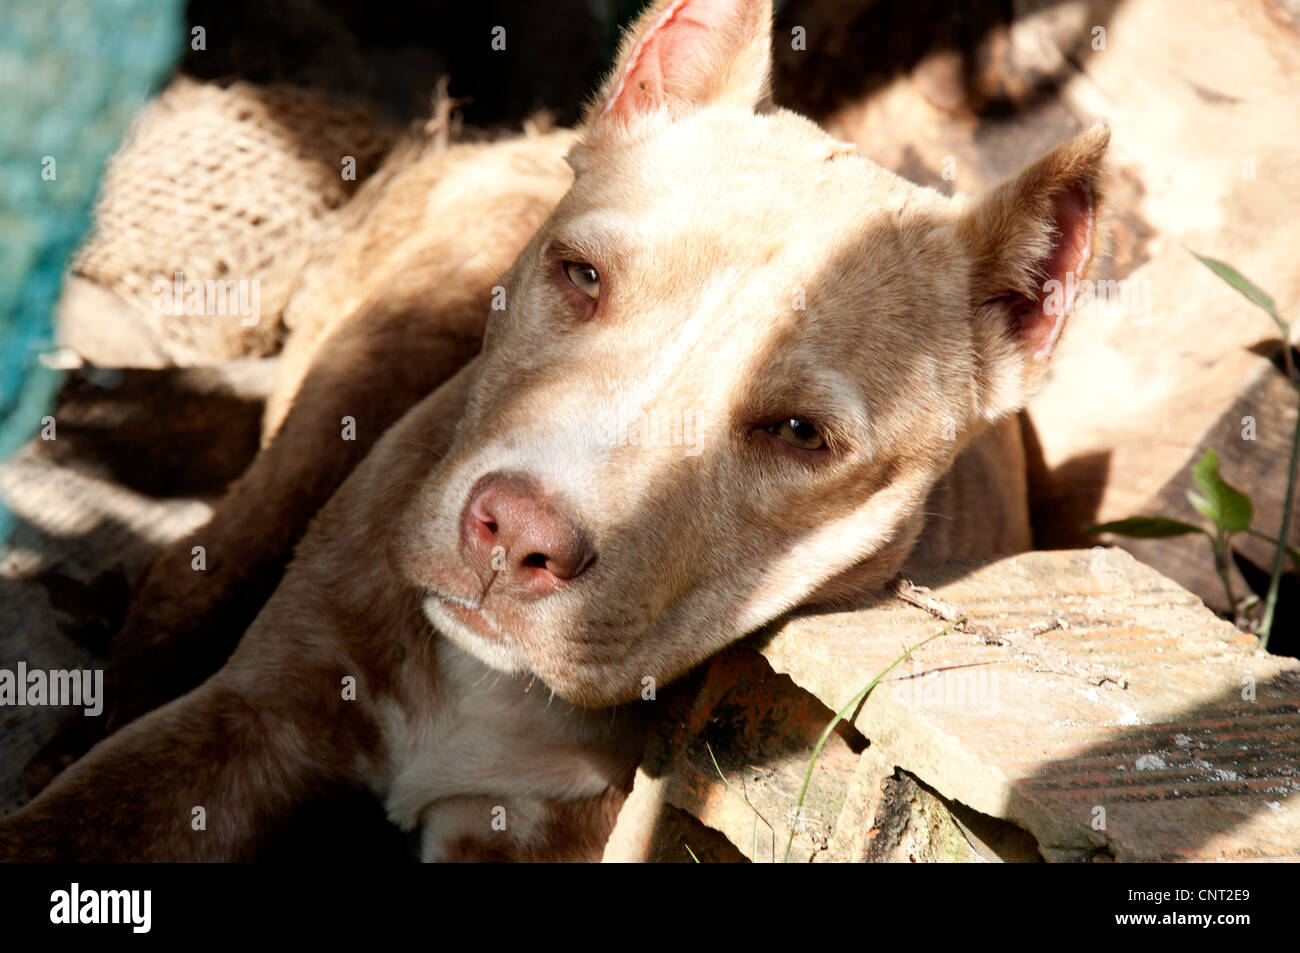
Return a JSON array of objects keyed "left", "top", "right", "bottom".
[{"left": 3, "top": 0, "right": 1106, "bottom": 860}]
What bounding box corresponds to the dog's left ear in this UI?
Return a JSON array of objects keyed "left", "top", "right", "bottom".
[
  {"left": 582, "top": 0, "right": 773, "bottom": 134},
  {"left": 957, "top": 125, "right": 1109, "bottom": 422}
]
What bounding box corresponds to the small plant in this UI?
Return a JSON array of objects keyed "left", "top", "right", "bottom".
[{"left": 1091, "top": 254, "right": 1299, "bottom": 650}]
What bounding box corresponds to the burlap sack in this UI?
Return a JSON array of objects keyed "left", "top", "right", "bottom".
[{"left": 72, "top": 76, "right": 398, "bottom": 364}]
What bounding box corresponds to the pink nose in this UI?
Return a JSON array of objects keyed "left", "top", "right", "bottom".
[{"left": 460, "top": 472, "right": 595, "bottom": 596}]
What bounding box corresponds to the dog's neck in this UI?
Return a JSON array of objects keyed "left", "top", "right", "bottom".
[{"left": 379, "top": 639, "right": 645, "bottom": 860}]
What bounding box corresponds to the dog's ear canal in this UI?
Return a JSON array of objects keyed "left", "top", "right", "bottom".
[
  {"left": 957, "top": 124, "right": 1110, "bottom": 422},
  {"left": 583, "top": 0, "right": 774, "bottom": 130}
]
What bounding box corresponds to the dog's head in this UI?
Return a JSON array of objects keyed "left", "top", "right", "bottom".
[{"left": 393, "top": 0, "right": 1108, "bottom": 706}]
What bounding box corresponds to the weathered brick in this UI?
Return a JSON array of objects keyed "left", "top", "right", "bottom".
[{"left": 755, "top": 549, "right": 1300, "bottom": 861}]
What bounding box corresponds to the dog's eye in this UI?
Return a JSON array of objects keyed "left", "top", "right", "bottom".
[
  {"left": 766, "top": 418, "right": 826, "bottom": 451},
  {"left": 565, "top": 261, "right": 600, "bottom": 300}
]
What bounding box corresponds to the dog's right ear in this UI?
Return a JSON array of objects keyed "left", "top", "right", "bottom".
[
  {"left": 955, "top": 125, "right": 1109, "bottom": 424},
  {"left": 580, "top": 0, "right": 773, "bottom": 138}
]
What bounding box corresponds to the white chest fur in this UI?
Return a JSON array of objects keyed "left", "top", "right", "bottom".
[{"left": 379, "top": 640, "right": 640, "bottom": 860}]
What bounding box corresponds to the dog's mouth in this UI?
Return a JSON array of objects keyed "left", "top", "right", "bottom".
[
  {"left": 425, "top": 589, "right": 502, "bottom": 642},
  {"left": 421, "top": 587, "right": 538, "bottom": 678}
]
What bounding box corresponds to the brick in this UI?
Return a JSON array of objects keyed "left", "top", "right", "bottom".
[
  {"left": 754, "top": 549, "right": 1300, "bottom": 861},
  {"left": 615, "top": 646, "right": 862, "bottom": 863}
]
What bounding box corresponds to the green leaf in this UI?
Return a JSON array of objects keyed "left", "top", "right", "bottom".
[
  {"left": 1191, "top": 251, "right": 1287, "bottom": 338},
  {"left": 1089, "top": 516, "right": 1207, "bottom": 539},
  {"left": 1186, "top": 491, "right": 1218, "bottom": 525},
  {"left": 1190, "top": 448, "right": 1254, "bottom": 534}
]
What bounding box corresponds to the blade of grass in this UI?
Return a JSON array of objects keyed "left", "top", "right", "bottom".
[
  {"left": 1244, "top": 527, "right": 1300, "bottom": 566},
  {"left": 781, "top": 616, "right": 965, "bottom": 863},
  {"left": 684, "top": 843, "right": 700, "bottom": 863},
  {"left": 1260, "top": 404, "right": 1300, "bottom": 648},
  {"left": 706, "top": 741, "right": 776, "bottom": 862}
]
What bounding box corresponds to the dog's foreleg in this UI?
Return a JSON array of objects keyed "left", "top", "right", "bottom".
[
  {"left": 25, "top": 297, "right": 479, "bottom": 794},
  {"left": 108, "top": 298, "right": 482, "bottom": 722},
  {"left": 2, "top": 663, "right": 380, "bottom": 861},
  {"left": 8, "top": 367, "right": 484, "bottom": 859}
]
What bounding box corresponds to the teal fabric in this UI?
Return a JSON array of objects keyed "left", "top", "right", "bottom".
[{"left": 0, "top": 0, "right": 184, "bottom": 540}]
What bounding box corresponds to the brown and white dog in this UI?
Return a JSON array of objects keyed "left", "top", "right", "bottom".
[{"left": 3, "top": 0, "right": 1106, "bottom": 860}]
